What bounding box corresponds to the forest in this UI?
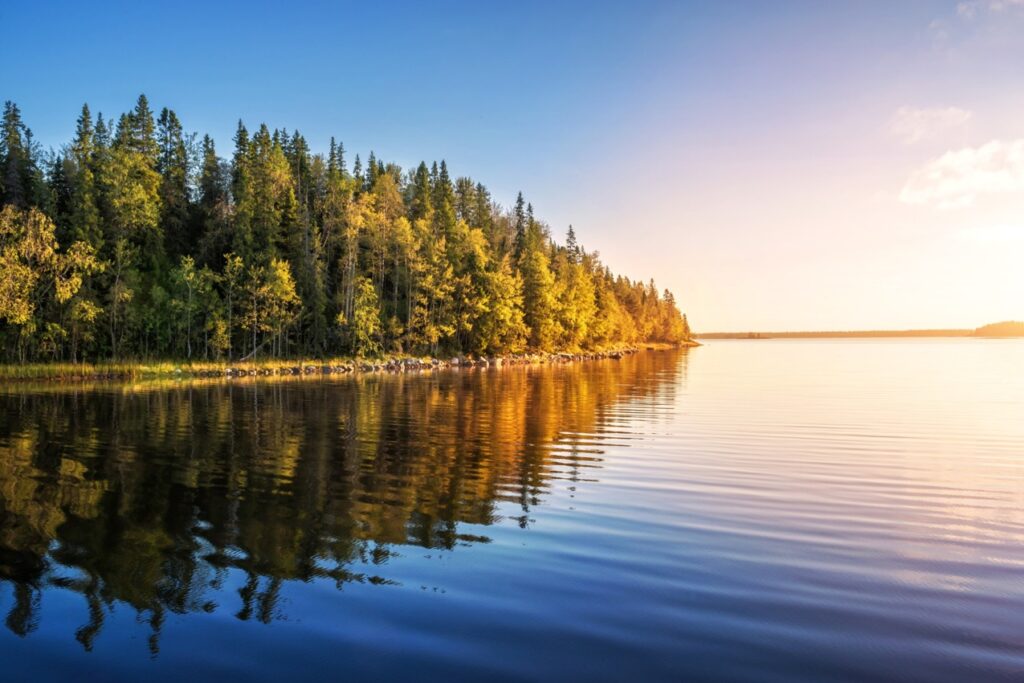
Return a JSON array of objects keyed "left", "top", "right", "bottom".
[{"left": 0, "top": 95, "right": 691, "bottom": 363}]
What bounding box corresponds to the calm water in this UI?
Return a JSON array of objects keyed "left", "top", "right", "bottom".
[{"left": 1, "top": 340, "right": 1023, "bottom": 681}]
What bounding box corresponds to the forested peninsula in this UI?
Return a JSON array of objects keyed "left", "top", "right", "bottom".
[{"left": 0, "top": 96, "right": 691, "bottom": 370}]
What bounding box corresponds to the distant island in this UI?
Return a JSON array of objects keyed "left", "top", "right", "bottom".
[
  {"left": 697, "top": 321, "right": 1024, "bottom": 340},
  {"left": 973, "top": 321, "right": 1024, "bottom": 337}
]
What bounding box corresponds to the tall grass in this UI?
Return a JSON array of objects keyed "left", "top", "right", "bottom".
[{"left": 0, "top": 358, "right": 338, "bottom": 381}]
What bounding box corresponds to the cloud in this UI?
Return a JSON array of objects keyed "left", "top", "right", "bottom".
[
  {"left": 957, "top": 0, "right": 1024, "bottom": 19},
  {"left": 928, "top": 18, "right": 950, "bottom": 40},
  {"left": 900, "top": 139, "right": 1024, "bottom": 209},
  {"left": 889, "top": 106, "right": 971, "bottom": 145}
]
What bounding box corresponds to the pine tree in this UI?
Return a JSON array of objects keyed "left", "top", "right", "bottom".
[
  {"left": 366, "top": 151, "right": 378, "bottom": 190},
  {"left": 1, "top": 101, "right": 42, "bottom": 208},
  {"left": 336, "top": 140, "right": 347, "bottom": 176},
  {"left": 409, "top": 162, "right": 433, "bottom": 221},
  {"left": 519, "top": 220, "right": 560, "bottom": 350},
  {"left": 195, "top": 135, "right": 229, "bottom": 263},
  {"left": 434, "top": 160, "right": 453, "bottom": 207},
  {"left": 68, "top": 104, "right": 102, "bottom": 249},
  {"left": 472, "top": 182, "right": 494, "bottom": 241},
  {"left": 328, "top": 137, "right": 338, "bottom": 176},
  {"left": 109, "top": 98, "right": 163, "bottom": 269},
  {"left": 566, "top": 225, "right": 579, "bottom": 264},
  {"left": 453, "top": 177, "right": 475, "bottom": 223},
  {"left": 555, "top": 246, "right": 596, "bottom": 348},
  {"left": 512, "top": 191, "right": 526, "bottom": 258},
  {"left": 48, "top": 154, "right": 74, "bottom": 238},
  {"left": 432, "top": 160, "right": 456, "bottom": 240},
  {"left": 231, "top": 121, "right": 249, "bottom": 197},
  {"left": 352, "top": 154, "right": 363, "bottom": 188},
  {"left": 157, "top": 107, "right": 191, "bottom": 258},
  {"left": 116, "top": 94, "right": 159, "bottom": 162},
  {"left": 288, "top": 130, "right": 311, "bottom": 210}
]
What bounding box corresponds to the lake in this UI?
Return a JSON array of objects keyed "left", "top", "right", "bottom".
[{"left": 0, "top": 340, "right": 1022, "bottom": 681}]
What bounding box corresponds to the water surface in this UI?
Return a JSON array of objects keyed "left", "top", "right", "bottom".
[{"left": 1, "top": 340, "right": 1022, "bottom": 681}]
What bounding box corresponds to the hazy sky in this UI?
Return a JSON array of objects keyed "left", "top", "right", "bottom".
[{"left": 4, "top": 0, "right": 1023, "bottom": 331}]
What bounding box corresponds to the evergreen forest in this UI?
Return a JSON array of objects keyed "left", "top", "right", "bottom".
[{"left": 0, "top": 96, "right": 691, "bottom": 363}]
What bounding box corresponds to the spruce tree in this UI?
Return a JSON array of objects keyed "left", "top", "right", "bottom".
[
  {"left": 116, "top": 94, "right": 158, "bottom": 162},
  {"left": 409, "top": 162, "right": 433, "bottom": 221},
  {"left": 231, "top": 120, "right": 249, "bottom": 198},
  {"left": 48, "top": 154, "right": 74, "bottom": 237},
  {"left": 432, "top": 160, "right": 456, "bottom": 240},
  {"left": 69, "top": 104, "right": 102, "bottom": 248},
  {"left": 566, "top": 225, "right": 579, "bottom": 264},
  {"left": 196, "top": 134, "right": 228, "bottom": 264},
  {"left": 366, "top": 151, "right": 378, "bottom": 190},
  {"left": 512, "top": 191, "right": 526, "bottom": 258},
  {"left": 473, "top": 182, "right": 493, "bottom": 239},
  {"left": 157, "top": 107, "right": 191, "bottom": 258},
  {"left": 336, "top": 140, "right": 347, "bottom": 176},
  {"left": 328, "top": 137, "right": 338, "bottom": 176},
  {"left": 1, "top": 101, "right": 39, "bottom": 208},
  {"left": 352, "top": 154, "right": 362, "bottom": 187}
]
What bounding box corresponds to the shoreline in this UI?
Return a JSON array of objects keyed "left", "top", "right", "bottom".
[{"left": 0, "top": 341, "right": 700, "bottom": 383}]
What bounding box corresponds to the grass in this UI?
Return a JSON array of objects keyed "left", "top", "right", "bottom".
[{"left": 0, "top": 358, "right": 357, "bottom": 381}]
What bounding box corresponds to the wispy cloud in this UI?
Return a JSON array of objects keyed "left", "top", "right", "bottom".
[
  {"left": 899, "top": 139, "right": 1024, "bottom": 209},
  {"left": 889, "top": 106, "right": 971, "bottom": 145},
  {"left": 957, "top": 0, "right": 1024, "bottom": 19}
]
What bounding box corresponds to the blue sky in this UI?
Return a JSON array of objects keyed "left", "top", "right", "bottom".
[
  {"left": 5, "top": 1, "right": 679, "bottom": 181},
  {"left": 4, "top": 0, "right": 1024, "bottom": 330}
]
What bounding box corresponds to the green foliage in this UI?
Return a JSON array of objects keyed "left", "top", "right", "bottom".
[
  {"left": 473, "top": 255, "right": 527, "bottom": 354},
  {"left": 240, "top": 258, "right": 300, "bottom": 359},
  {"left": 0, "top": 206, "right": 102, "bottom": 360},
  {"left": 157, "top": 107, "right": 192, "bottom": 258},
  {"left": 68, "top": 104, "right": 103, "bottom": 249},
  {"left": 556, "top": 252, "right": 597, "bottom": 350},
  {"left": 0, "top": 96, "right": 692, "bottom": 363},
  {"left": 520, "top": 228, "right": 560, "bottom": 351},
  {"left": 106, "top": 147, "right": 162, "bottom": 251},
  {"left": 343, "top": 277, "right": 382, "bottom": 356},
  {"left": 2, "top": 101, "right": 46, "bottom": 209}
]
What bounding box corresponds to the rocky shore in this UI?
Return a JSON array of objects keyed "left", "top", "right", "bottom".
[
  {"left": 3, "top": 344, "right": 702, "bottom": 382},
  {"left": 211, "top": 347, "right": 643, "bottom": 378}
]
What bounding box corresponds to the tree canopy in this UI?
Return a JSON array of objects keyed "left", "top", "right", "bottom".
[{"left": 0, "top": 96, "right": 692, "bottom": 362}]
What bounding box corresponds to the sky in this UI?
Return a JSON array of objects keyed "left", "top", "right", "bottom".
[{"left": 3, "top": 0, "right": 1023, "bottom": 331}]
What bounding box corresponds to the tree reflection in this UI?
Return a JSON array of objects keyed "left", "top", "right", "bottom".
[{"left": 0, "top": 350, "right": 686, "bottom": 652}]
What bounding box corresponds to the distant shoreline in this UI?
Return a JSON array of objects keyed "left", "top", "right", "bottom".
[
  {"left": 696, "top": 322, "right": 1024, "bottom": 340},
  {"left": 696, "top": 330, "right": 972, "bottom": 339}
]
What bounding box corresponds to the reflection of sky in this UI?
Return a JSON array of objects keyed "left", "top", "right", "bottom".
[
  {"left": 4, "top": 1, "right": 1024, "bottom": 330},
  {"left": 675, "top": 340, "right": 1024, "bottom": 585}
]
